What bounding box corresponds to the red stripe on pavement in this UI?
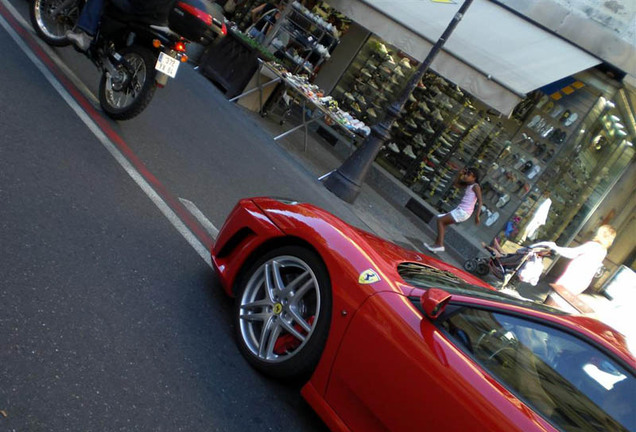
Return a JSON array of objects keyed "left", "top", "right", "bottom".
[{"left": 0, "top": 1, "right": 215, "bottom": 251}]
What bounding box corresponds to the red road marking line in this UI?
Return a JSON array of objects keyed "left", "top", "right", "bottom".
[{"left": 0, "top": 1, "right": 215, "bottom": 251}]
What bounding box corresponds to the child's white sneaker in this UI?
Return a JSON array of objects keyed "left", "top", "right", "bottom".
[{"left": 424, "top": 243, "right": 445, "bottom": 253}]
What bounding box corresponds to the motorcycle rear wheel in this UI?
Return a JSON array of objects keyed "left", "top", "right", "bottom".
[
  {"left": 99, "top": 46, "right": 157, "bottom": 121},
  {"left": 30, "top": 0, "right": 78, "bottom": 46}
]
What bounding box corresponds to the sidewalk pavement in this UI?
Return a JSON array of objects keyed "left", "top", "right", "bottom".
[{"left": 239, "top": 107, "right": 464, "bottom": 269}]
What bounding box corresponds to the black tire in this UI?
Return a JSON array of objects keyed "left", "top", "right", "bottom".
[
  {"left": 99, "top": 46, "right": 157, "bottom": 120},
  {"left": 476, "top": 262, "right": 490, "bottom": 276},
  {"left": 463, "top": 259, "right": 477, "bottom": 273},
  {"left": 234, "top": 246, "right": 332, "bottom": 381},
  {"left": 30, "top": 0, "right": 79, "bottom": 46}
]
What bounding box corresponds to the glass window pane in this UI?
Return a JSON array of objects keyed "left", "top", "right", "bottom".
[{"left": 441, "top": 308, "right": 635, "bottom": 431}]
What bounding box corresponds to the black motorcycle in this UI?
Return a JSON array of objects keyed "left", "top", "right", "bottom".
[{"left": 30, "top": 0, "right": 209, "bottom": 120}]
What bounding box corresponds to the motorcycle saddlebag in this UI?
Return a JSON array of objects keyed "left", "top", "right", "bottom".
[{"left": 169, "top": 0, "right": 214, "bottom": 42}]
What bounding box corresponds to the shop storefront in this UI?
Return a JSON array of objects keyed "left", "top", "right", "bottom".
[
  {"left": 328, "top": 31, "right": 635, "bottom": 248},
  {"left": 214, "top": 0, "right": 635, "bottom": 291}
]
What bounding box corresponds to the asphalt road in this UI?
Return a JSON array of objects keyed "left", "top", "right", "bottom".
[{"left": 0, "top": 1, "right": 343, "bottom": 430}]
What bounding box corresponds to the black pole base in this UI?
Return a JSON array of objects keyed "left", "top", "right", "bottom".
[{"left": 322, "top": 169, "right": 361, "bottom": 203}]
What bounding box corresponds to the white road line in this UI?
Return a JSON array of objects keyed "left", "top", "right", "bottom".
[
  {"left": 178, "top": 198, "right": 219, "bottom": 240},
  {"left": 0, "top": 4, "right": 212, "bottom": 268}
]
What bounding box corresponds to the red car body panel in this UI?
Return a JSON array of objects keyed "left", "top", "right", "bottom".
[
  {"left": 325, "top": 291, "right": 555, "bottom": 432},
  {"left": 211, "top": 198, "right": 635, "bottom": 432}
]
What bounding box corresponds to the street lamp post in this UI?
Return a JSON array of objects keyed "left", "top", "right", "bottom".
[{"left": 323, "top": 0, "right": 475, "bottom": 203}]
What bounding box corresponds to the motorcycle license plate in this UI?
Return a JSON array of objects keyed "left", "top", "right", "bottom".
[{"left": 155, "top": 52, "right": 179, "bottom": 78}]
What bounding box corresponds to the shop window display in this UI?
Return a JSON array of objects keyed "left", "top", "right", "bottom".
[
  {"left": 520, "top": 92, "right": 635, "bottom": 246},
  {"left": 332, "top": 36, "right": 634, "bottom": 250},
  {"left": 331, "top": 36, "right": 416, "bottom": 127},
  {"left": 227, "top": 0, "right": 345, "bottom": 77}
]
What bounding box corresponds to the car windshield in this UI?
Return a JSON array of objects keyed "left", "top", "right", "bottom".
[{"left": 398, "top": 262, "right": 563, "bottom": 314}]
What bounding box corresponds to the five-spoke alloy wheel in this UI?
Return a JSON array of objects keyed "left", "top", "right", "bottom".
[{"left": 235, "top": 246, "right": 332, "bottom": 380}]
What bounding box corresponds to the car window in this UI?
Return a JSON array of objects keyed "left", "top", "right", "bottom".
[
  {"left": 399, "top": 263, "right": 564, "bottom": 315},
  {"left": 440, "top": 307, "right": 635, "bottom": 431}
]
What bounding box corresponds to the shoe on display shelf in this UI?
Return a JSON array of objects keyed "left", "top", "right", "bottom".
[
  {"left": 414, "top": 134, "right": 426, "bottom": 147},
  {"left": 440, "top": 133, "right": 455, "bottom": 144},
  {"left": 365, "top": 61, "right": 378, "bottom": 71},
  {"left": 451, "top": 121, "right": 466, "bottom": 132},
  {"left": 496, "top": 194, "right": 510, "bottom": 208},
  {"left": 432, "top": 109, "right": 444, "bottom": 122},
  {"left": 429, "top": 155, "right": 441, "bottom": 165},
  {"left": 399, "top": 57, "right": 412, "bottom": 69},
  {"left": 438, "top": 138, "right": 453, "bottom": 150},
  {"left": 368, "top": 80, "right": 379, "bottom": 90},
  {"left": 543, "top": 100, "right": 554, "bottom": 113},
  {"left": 533, "top": 118, "right": 546, "bottom": 132},
  {"left": 564, "top": 112, "right": 578, "bottom": 127},
  {"left": 360, "top": 68, "right": 372, "bottom": 79},
  {"left": 394, "top": 66, "right": 405, "bottom": 78},
  {"left": 550, "top": 104, "right": 565, "bottom": 118},
  {"left": 439, "top": 96, "right": 453, "bottom": 110},
  {"left": 527, "top": 165, "right": 541, "bottom": 179},
  {"left": 344, "top": 92, "right": 355, "bottom": 102},
  {"left": 434, "top": 147, "right": 450, "bottom": 157},
  {"left": 422, "top": 121, "right": 435, "bottom": 135},
  {"left": 421, "top": 165, "right": 434, "bottom": 175},
  {"left": 413, "top": 111, "right": 425, "bottom": 121},
  {"left": 408, "top": 93, "right": 417, "bottom": 102},
  {"left": 379, "top": 66, "right": 392, "bottom": 77},
  {"left": 485, "top": 211, "right": 500, "bottom": 227},
  {"left": 420, "top": 175, "right": 431, "bottom": 183},
  {"left": 559, "top": 109, "right": 571, "bottom": 123},
  {"left": 527, "top": 114, "right": 541, "bottom": 129},
  {"left": 418, "top": 101, "right": 431, "bottom": 113},
  {"left": 367, "top": 108, "right": 378, "bottom": 119},
  {"left": 541, "top": 126, "right": 554, "bottom": 138},
  {"left": 390, "top": 75, "right": 401, "bottom": 86},
  {"left": 403, "top": 145, "right": 417, "bottom": 159},
  {"left": 536, "top": 94, "right": 549, "bottom": 109},
  {"left": 388, "top": 142, "right": 400, "bottom": 153},
  {"left": 357, "top": 94, "right": 367, "bottom": 106},
  {"left": 405, "top": 118, "right": 417, "bottom": 129}
]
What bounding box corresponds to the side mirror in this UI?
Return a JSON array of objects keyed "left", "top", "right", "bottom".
[{"left": 421, "top": 288, "right": 452, "bottom": 320}]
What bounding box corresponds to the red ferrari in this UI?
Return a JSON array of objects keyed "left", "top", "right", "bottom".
[{"left": 211, "top": 197, "right": 635, "bottom": 432}]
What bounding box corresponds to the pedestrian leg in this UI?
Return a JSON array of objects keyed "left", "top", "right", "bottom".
[{"left": 435, "top": 214, "right": 455, "bottom": 247}]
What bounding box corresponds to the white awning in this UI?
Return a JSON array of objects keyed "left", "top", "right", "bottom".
[{"left": 328, "top": 0, "right": 601, "bottom": 115}]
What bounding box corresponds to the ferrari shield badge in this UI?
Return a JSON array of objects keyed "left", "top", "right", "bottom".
[{"left": 359, "top": 269, "right": 381, "bottom": 284}]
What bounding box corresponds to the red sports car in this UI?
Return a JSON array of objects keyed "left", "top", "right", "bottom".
[{"left": 211, "top": 197, "right": 635, "bottom": 432}]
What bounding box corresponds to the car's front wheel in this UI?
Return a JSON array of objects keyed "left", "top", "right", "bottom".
[{"left": 234, "top": 246, "right": 332, "bottom": 380}]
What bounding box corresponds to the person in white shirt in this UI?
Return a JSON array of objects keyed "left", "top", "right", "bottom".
[{"left": 541, "top": 225, "right": 616, "bottom": 306}]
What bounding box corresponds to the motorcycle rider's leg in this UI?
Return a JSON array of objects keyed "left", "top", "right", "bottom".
[{"left": 66, "top": 0, "right": 103, "bottom": 50}]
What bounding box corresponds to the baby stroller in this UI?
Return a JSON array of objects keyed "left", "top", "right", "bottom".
[{"left": 464, "top": 243, "right": 552, "bottom": 289}]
